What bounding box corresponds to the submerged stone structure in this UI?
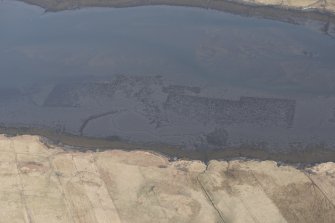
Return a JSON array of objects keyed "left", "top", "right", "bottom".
[{"left": 165, "top": 95, "right": 296, "bottom": 127}]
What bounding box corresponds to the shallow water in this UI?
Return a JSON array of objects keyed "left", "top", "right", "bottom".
[{"left": 1, "top": 0, "right": 335, "bottom": 153}]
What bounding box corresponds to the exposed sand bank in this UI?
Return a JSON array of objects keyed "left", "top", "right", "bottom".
[{"left": 1, "top": 134, "right": 334, "bottom": 222}]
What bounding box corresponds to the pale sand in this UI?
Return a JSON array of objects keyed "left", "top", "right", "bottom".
[{"left": 0, "top": 134, "right": 334, "bottom": 223}]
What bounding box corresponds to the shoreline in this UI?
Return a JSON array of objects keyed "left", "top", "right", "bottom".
[
  {"left": 17, "top": 0, "right": 335, "bottom": 25},
  {"left": 2, "top": 125, "right": 335, "bottom": 165}
]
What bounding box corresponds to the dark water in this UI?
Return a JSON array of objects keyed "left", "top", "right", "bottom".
[{"left": 1, "top": 0, "right": 335, "bottom": 153}]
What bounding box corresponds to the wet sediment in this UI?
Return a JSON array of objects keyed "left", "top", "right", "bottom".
[{"left": 2, "top": 125, "right": 335, "bottom": 165}]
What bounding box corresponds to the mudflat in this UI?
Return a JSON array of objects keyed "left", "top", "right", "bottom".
[{"left": 1, "top": 134, "right": 334, "bottom": 223}]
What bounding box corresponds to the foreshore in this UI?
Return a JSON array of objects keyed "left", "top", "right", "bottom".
[
  {"left": 2, "top": 126, "right": 335, "bottom": 164},
  {"left": 0, "top": 134, "right": 334, "bottom": 222}
]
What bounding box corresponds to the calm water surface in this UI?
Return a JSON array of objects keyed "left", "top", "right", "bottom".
[{"left": 1, "top": 0, "right": 335, "bottom": 153}]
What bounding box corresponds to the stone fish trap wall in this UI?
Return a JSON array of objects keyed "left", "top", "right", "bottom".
[{"left": 164, "top": 94, "right": 296, "bottom": 128}]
